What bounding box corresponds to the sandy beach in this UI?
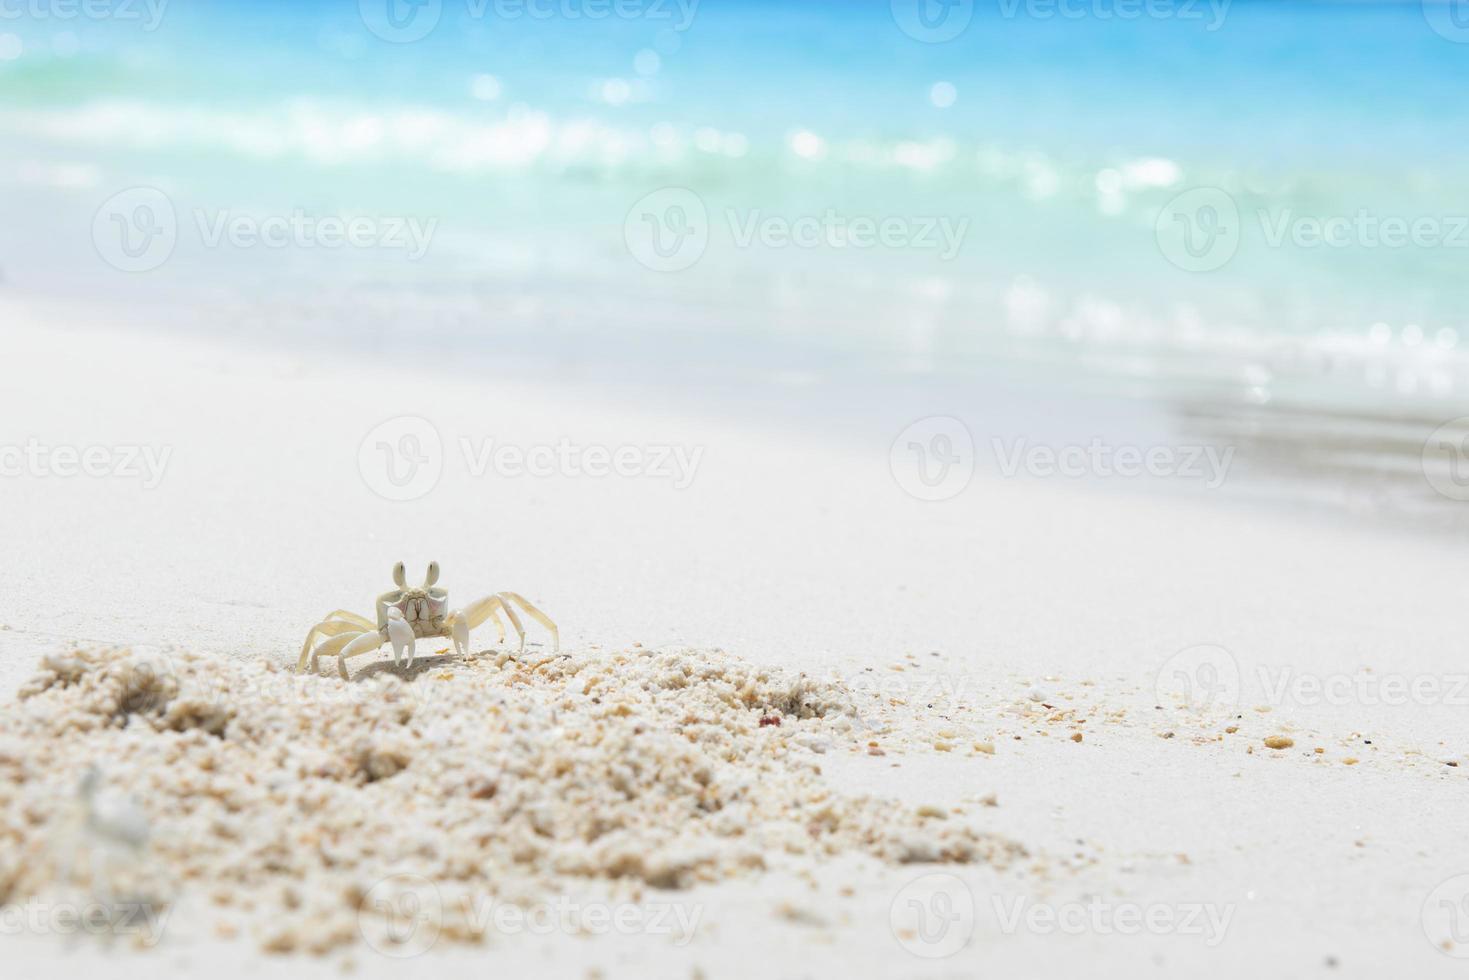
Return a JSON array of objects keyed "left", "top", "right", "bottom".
[
  {"left": 4, "top": 2, "right": 1469, "bottom": 975},
  {"left": 3, "top": 303, "right": 1467, "bottom": 979}
]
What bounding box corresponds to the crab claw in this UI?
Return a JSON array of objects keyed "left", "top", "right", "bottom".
[{"left": 385, "top": 607, "right": 416, "bottom": 670}]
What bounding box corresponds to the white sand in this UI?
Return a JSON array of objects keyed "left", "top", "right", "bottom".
[
  {"left": 2, "top": 301, "right": 1467, "bottom": 978},
  {"left": 5, "top": 643, "right": 1027, "bottom": 954}
]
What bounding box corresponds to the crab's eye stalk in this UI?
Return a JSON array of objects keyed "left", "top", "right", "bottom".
[
  {"left": 424, "top": 561, "right": 440, "bottom": 587},
  {"left": 392, "top": 562, "right": 407, "bottom": 589}
]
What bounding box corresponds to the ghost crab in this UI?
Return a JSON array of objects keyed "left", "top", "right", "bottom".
[{"left": 297, "top": 562, "right": 558, "bottom": 679}]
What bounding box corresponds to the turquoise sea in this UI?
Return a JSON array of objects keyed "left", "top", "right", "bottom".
[{"left": 2, "top": 1, "right": 1468, "bottom": 432}]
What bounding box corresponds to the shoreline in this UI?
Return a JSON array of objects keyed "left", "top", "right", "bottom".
[{"left": 5, "top": 289, "right": 1467, "bottom": 537}]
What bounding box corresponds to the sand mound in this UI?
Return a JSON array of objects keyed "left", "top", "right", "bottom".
[{"left": 0, "top": 645, "right": 1023, "bottom": 953}]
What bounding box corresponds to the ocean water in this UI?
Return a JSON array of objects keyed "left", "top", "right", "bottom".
[{"left": 2, "top": 0, "right": 1468, "bottom": 417}]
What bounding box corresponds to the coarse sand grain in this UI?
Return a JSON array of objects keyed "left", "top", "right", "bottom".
[{"left": 0, "top": 645, "right": 1026, "bottom": 953}]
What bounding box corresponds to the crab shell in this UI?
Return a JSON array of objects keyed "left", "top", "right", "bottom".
[{"left": 378, "top": 588, "right": 449, "bottom": 638}]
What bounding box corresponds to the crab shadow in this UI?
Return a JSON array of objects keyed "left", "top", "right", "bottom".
[
  {"left": 351, "top": 653, "right": 469, "bottom": 683},
  {"left": 349, "top": 645, "right": 554, "bottom": 683}
]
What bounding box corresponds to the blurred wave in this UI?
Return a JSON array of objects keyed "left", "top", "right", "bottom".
[{"left": 2, "top": 0, "right": 1468, "bottom": 425}]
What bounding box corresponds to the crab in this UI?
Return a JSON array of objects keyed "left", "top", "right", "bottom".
[{"left": 297, "top": 562, "right": 558, "bottom": 679}]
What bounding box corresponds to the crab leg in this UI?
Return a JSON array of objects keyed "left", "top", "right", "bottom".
[
  {"left": 463, "top": 595, "right": 505, "bottom": 632},
  {"left": 447, "top": 612, "right": 470, "bottom": 657},
  {"left": 323, "top": 609, "right": 375, "bottom": 628},
  {"left": 334, "top": 630, "right": 388, "bottom": 681},
  {"left": 496, "top": 592, "right": 559, "bottom": 653},
  {"left": 308, "top": 630, "right": 367, "bottom": 676},
  {"left": 496, "top": 599, "right": 526, "bottom": 652},
  {"left": 446, "top": 602, "right": 504, "bottom": 656},
  {"left": 483, "top": 605, "right": 506, "bottom": 644},
  {"left": 299, "top": 611, "right": 376, "bottom": 670},
  {"left": 299, "top": 622, "right": 365, "bottom": 672},
  {"left": 464, "top": 595, "right": 523, "bottom": 651}
]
